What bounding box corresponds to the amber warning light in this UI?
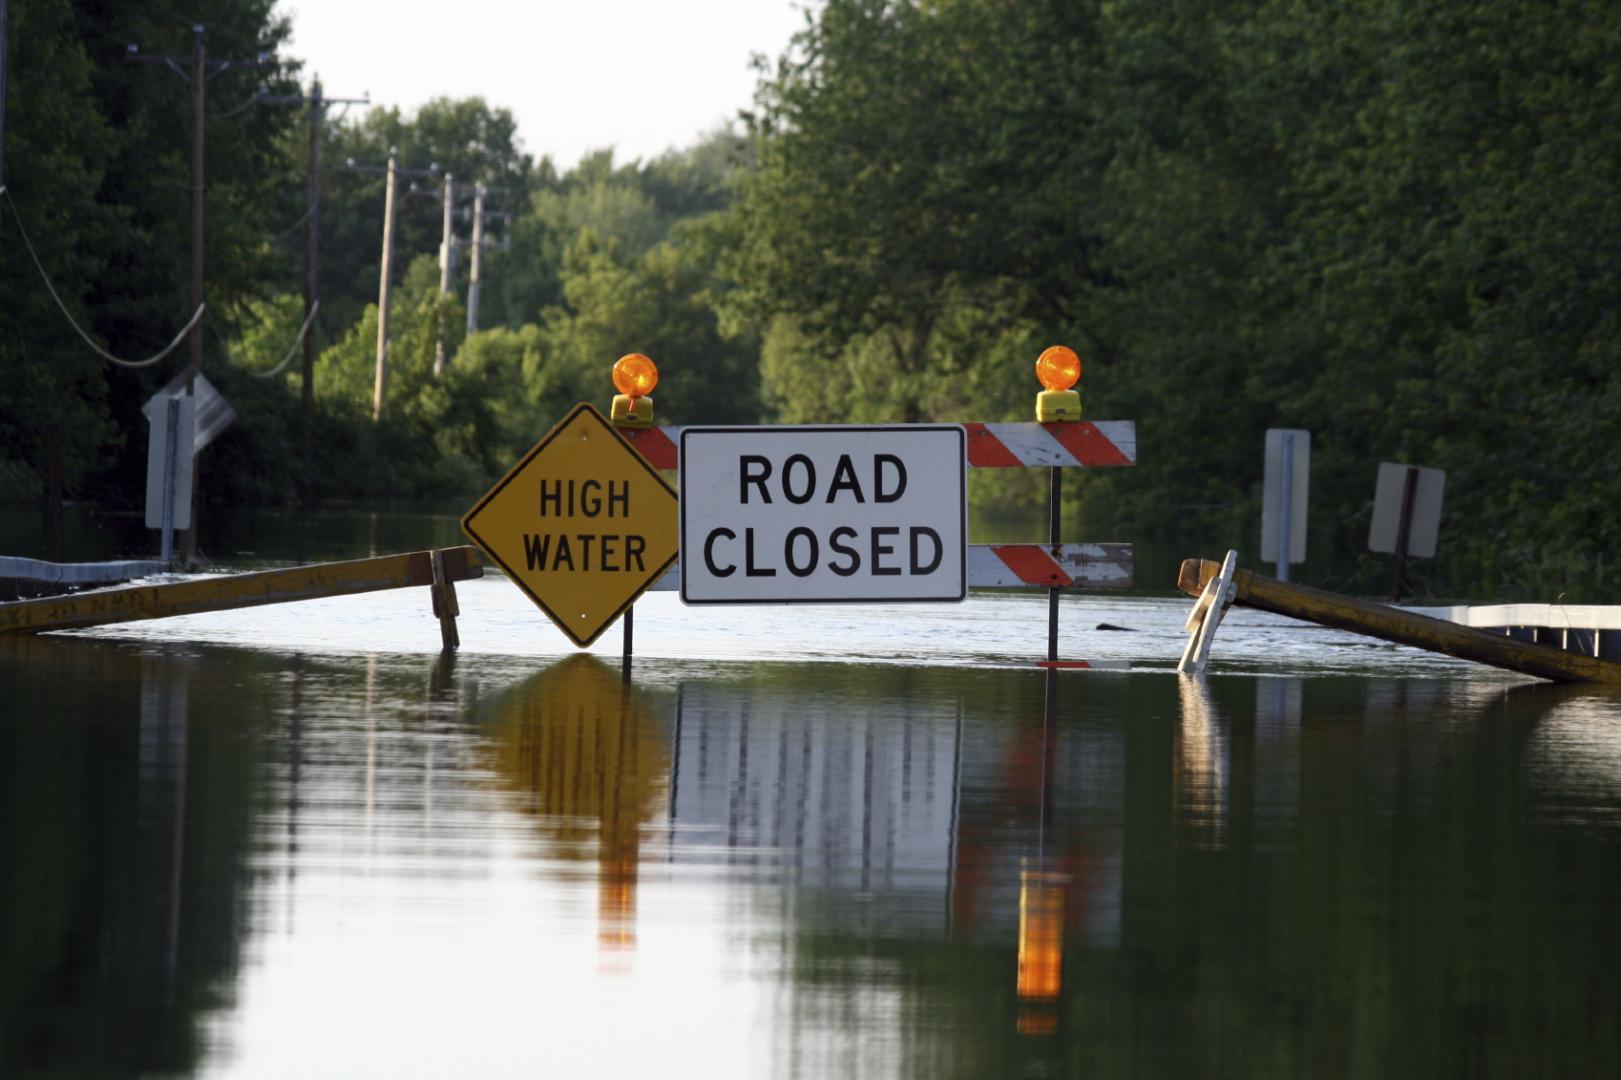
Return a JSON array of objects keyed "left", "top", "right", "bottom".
[
  {"left": 1034, "top": 345, "right": 1082, "bottom": 423},
  {"left": 611, "top": 353, "right": 658, "bottom": 428}
]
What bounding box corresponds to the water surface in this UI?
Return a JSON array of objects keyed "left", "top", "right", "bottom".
[{"left": 3, "top": 589, "right": 1618, "bottom": 1077}]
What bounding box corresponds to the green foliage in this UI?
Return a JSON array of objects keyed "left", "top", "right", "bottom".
[
  {"left": 0, "top": 0, "right": 117, "bottom": 497},
  {"left": 730, "top": 0, "right": 1621, "bottom": 598}
]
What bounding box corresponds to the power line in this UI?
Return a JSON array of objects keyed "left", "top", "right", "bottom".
[
  {"left": 206, "top": 301, "right": 320, "bottom": 379},
  {"left": 0, "top": 185, "right": 204, "bottom": 369}
]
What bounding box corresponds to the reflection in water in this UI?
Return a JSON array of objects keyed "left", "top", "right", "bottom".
[
  {"left": 1253, "top": 677, "right": 1302, "bottom": 852},
  {"left": 139, "top": 654, "right": 191, "bottom": 1011},
  {"left": 5, "top": 637, "right": 1621, "bottom": 1078},
  {"left": 0, "top": 636, "right": 262, "bottom": 1078},
  {"left": 1174, "top": 674, "right": 1229, "bottom": 847},
  {"left": 1015, "top": 867, "right": 1065, "bottom": 1036},
  {"left": 1015, "top": 672, "right": 1067, "bottom": 1037},
  {"left": 484, "top": 655, "right": 668, "bottom": 967}
]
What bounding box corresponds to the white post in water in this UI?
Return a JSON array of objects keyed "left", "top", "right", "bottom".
[
  {"left": 146, "top": 394, "right": 195, "bottom": 567},
  {"left": 1276, "top": 432, "right": 1294, "bottom": 582},
  {"left": 1262, "top": 428, "right": 1309, "bottom": 583},
  {"left": 160, "top": 397, "right": 181, "bottom": 566}
]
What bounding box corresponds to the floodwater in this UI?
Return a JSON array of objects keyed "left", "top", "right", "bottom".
[{"left": 4, "top": 544, "right": 1621, "bottom": 1076}]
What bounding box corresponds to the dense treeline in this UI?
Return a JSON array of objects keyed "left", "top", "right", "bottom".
[
  {"left": 2, "top": 0, "right": 1617, "bottom": 597},
  {"left": 731, "top": 0, "right": 1621, "bottom": 598}
]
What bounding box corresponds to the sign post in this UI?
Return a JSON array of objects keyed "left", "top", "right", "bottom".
[
  {"left": 460, "top": 403, "right": 678, "bottom": 647},
  {"left": 145, "top": 395, "right": 196, "bottom": 566},
  {"left": 678, "top": 425, "right": 967, "bottom": 604},
  {"left": 1369, "top": 462, "right": 1445, "bottom": 602},
  {"left": 1261, "top": 429, "right": 1310, "bottom": 582}
]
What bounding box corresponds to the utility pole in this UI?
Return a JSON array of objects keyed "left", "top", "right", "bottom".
[
  {"left": 187, "top": 29, "right": 204, "bottom": 392},
  {"left": 341, "top": 152, "right": 437, "bottom": 421},
  {"left": 435, "top": 172, "right": 455, "bottom": 375},
  {"left": 128, "top": 25, "right": 270, "bottom": 380},
  {"left": 466, "top": 184, "right": 485, "bottom": 337},
  {"left": 1, "top": 0, "right": 10, "bottom": 219},
  {"left": 256, "top": 78, "right": 366, "bottom": 415},
  {"left": 129, "top": 26, "right": 269, "bottom": 564},
  {"left": 374, "top": 150, "right": 398, "bottom": 422},
  {"left": 303, "top": 79, "right": 323, "bottom": 414}
]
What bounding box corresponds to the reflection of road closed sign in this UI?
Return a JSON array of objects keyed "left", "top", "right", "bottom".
[{"left": 679, "top": 426, "right": 966, "bottom": 604}]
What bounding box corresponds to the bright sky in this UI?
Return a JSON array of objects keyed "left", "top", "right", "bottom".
[{"left": 282, "top": 0, "right": 813, "bottom": 169}]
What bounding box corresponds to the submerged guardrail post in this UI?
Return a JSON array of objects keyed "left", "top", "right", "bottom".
[
  {"left": 429, "top": 548, "right": 461, "bottom": 652},
  {"left": 1176, "top": 556, "right": 1621, "bottom": 685}
]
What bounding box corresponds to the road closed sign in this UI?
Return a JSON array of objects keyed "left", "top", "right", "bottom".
[{"left": 679, "top": 426, "right": 966, "bottom": 604}]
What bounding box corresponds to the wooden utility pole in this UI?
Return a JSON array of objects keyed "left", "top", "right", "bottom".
[
  {"left": 435, "top": 172, "right": 455, "bottom": 375},
  {"left": 373, "top": 150, "right": 398, "bottom": 421},
  {"left": 303, "top": 78, "right": 322, "bottom": 414},
  {"left": 1, "top": 0, "right": 9, "bottom": 215},
  {"left": 341, "top": 149, "right": 435, "bottom": 420},
  {"left": 129, "top": 26, "right": 267, "bottom": 564},
  {"left": 187, "top": 27, "right": 204, "bottom": 392},
  {"left": 465, "top": 184, "right": 485, "bottom": 336},
  {"left": 257, "top": 77, "right": 366, "bottom": 415}
]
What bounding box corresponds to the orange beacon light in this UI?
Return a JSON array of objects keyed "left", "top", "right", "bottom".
[
  {"left": 610, "top": 353, "right": 658, "bottom": 428},
  {"left": 1034, "top": 345, "right": 1082, "bottom": 423}
]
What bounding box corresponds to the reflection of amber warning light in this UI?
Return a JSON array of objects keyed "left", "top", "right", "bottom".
[
  {"left": 598, "top": 856, "right": 638, "bottom": 972},
  {"left": 610, "top": 352, "right": 658, "bottom": 428},
  {"left": 1017, "top": 868, "right": 1066, "bottom": 1034},
  {"left": 1034, "top": 345, "right": 1082, "bottom": 423}
]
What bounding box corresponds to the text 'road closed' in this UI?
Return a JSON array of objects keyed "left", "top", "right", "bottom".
[{"left": 679, "top": 426, "right": 966, "bottom": 604}]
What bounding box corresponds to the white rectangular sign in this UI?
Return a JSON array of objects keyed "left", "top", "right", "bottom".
[
  {"left": 1260, "top": 428, "right": 1310, "bottom": 564},
  {"left": 679, "top": 426, "right": 967, "bottom": 604},
  {"left": 1369, "top": 463, "right": 1445, "bottom": 558},
  {"left": 141, "top": 373, "right": 236, "bottom": 451}
]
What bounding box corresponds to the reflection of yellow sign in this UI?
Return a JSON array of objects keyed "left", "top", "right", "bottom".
[
  {"left": 461, "top": 403, "right": 678, "bottom": 646},
  {"left": 485, "top": 655, "right": 670, "bottom": 963}
]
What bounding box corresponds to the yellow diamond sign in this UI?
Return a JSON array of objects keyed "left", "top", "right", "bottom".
[{"left": 461, "top": 402, "right": 678, "bottom": 647}]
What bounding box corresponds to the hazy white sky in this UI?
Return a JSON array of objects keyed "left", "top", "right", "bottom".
[{"left": 283, "top": 1, "right": 813, "bottom": 169}]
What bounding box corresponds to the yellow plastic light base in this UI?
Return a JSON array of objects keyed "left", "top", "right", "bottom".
[
  {"left": 610, "top": 393, "right": 654, "bottom": 428},
  {"left": 1035, "top": 389, "right": 1081, "bottom": 423}
]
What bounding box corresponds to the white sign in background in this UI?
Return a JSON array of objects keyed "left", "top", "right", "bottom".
[{"left": 679, "top": 426, "right": 967, "bottom": 604}]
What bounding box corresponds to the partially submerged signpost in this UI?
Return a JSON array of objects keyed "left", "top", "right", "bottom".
[
  {"left": 141, "top": 373, "right": 236, "bottom": 567},
  {"left": 144, "top": 395, "right": 195, "bottom": 566},
  {"left": 1368, "top": 462, "right": 1445, "bottom": 602},
  {"left": 1260, "top": 429, "right": 1309, "bottom": 582}
]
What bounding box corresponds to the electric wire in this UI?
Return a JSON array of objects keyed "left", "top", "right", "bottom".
[
  {"left": 0, "top": 186, "right": 205, "bottom": 369},
  {"left": 247, "top": 301, "right": 319, "bottom": 379},
  {"left": 266, "top": 201, "right": 314, "bottom": 243},
  {"left": 204, "top": 301, "right": 319, "bottom": 379},
  {"left": 211, "top": 93, "right": 264, "bottom": 120}
]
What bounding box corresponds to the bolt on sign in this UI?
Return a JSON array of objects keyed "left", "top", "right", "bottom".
[
  {"left": 679, "top": 425, "right": 967, "bottom": 604},
  {"left": 461, "top": 403, "right": 678, "bottom": 646}
]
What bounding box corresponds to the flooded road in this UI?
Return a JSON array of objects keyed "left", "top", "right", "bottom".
[{"left": 3, "top": 579, "right": 1619, "bottom": 1077}]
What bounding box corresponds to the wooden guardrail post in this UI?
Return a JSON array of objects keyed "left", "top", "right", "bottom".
[{"left": 429, "top": 548, "right": 461, "bottom": 652}]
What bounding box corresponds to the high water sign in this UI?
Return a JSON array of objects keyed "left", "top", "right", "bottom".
[{"left": 461, "top": 403, "right": 678, "bottom": 646}]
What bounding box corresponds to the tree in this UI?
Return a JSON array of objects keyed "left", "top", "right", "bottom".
[{"left": 0, "top": 0, "right": 116, "bottom": 501}]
